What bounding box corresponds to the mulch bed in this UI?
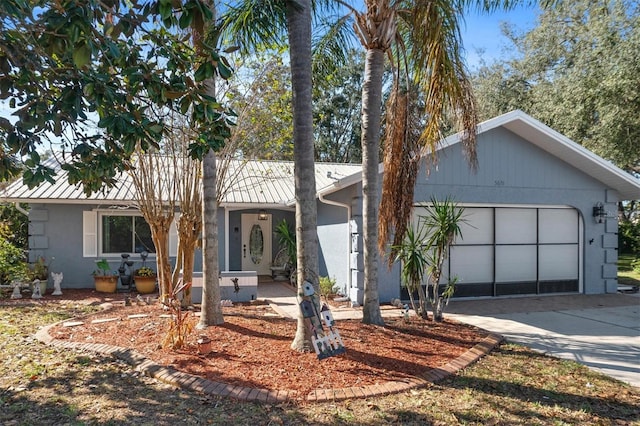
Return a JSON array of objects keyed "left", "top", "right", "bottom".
[{"left": 10, "top": 288, "right": 489, "bottom": 397}]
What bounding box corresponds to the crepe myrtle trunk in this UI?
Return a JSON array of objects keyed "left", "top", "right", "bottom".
[
  {"left": 286, "top": 0, "right": 319, "bottom": 352},
  {"left": 361, "top": 47, "right": 385, "bottom": 326}
]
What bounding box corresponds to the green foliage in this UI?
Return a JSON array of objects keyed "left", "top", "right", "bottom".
[
  {"left": 0, "top": 203, "right": 28, "bottom": 250},
  {"left": 420, "top": 196, "right": 465, "bottom": 321},
  {"left": 319, "top": 276, "right": 338, "bottom": 300},
  {"left": 392, "top": 225, "right": 429, "bottom": 318},
  {"left": 134, "top": 266, "right": 156, "bottom": 277},
  {"left": 93, "top": 259, "right": 113, "bottom": 276},
  {"left": 0, "top": 0, "right": 235, "bottom": 194},
  {"left": 0, "top": 237, "right": 28, "bottom": 285},
  {"left": 619, "top": 219, "right": 640, "bottom": 254},
  {"left": 28, "top": 256, "right": 51, "bottom": 280},
  {"left": 274, "top": 219, "right": 296, "bottom": 269},
  {"left": 313, "top": 48, "right": 364, "bottom": 163},
  {"left": 632, "top": 258, "right": 640, "bottom": 274},
  {"left": 227, "top": 55, "right": 294, "bottom": 160},
  {"left": 472, "top": 0, "right": 640, "bottom": 175}
]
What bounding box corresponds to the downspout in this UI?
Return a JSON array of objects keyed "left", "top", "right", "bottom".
[
  {"left": 318, "top": 193, "right": 352, "bottom": 296},
  {"left": 14, "top": 202, "right": 29, "bottom": 216}
]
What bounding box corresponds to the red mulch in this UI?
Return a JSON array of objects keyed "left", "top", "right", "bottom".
[{"left": 13, "top": 289, "right": 488, "bottom": 397}]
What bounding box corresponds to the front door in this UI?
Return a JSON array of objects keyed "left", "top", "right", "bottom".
[{"left": 241, "top": 213, "right": 272, "bottom": 275}]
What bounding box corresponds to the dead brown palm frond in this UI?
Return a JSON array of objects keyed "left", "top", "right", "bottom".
[{"left": 378, "top": 83, "right": 420, "bottom": 263}]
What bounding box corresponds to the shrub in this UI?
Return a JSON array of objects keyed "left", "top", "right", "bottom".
[
  {"left": 0, "top": 237, "right": 28, "bottom": 285},
  {"left": 619, "top": 220, "right": 640, "bottom": 254},
  {"left": 319, "top": 276, "right": 338, "bottom": 300},
  {"left": 134, "top": 266, "right": 156, "bottom": 277},
  {"left": 632, "top": 258, "right": 640, "bottom": 274}
]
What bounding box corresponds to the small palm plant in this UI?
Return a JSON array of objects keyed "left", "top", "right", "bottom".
[
  {"left": 274, "top": 219, "right": 296, "bottom": 271},
  {"left": 392, "top": 225, "right": 430, "bottom": 319},
  {"left": 421, "top": 196, "right": 465, "bottom": 322}
]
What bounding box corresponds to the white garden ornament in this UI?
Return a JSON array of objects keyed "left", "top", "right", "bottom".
[
  {"left": 51, "top": 272, "right": 63, "bottom": 296},
  {"left": 10, "top": 282, "right": 22, "bottom": 299}
]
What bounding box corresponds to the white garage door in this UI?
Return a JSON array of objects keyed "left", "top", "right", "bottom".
[{"left": 413, "top": 205, "right": 581, "bottom": 298}]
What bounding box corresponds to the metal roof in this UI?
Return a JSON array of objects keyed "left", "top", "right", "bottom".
[{"left": 0, "top": 158, "right": 362, "bottom": 207}]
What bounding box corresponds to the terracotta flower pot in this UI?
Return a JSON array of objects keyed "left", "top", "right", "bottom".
[
  {"left": 94, "top": 275, "right": 118, "bottom": 293},
  {"left": 134, "top": 276, "right": 157, "bottom": 294}
]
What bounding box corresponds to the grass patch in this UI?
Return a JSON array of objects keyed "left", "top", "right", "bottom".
[
  {"left": 1, "top": 302, "right": 639, "bottom": 425},
  {"left": 618, "top": 254, "right": 640, "bottom": 287}
]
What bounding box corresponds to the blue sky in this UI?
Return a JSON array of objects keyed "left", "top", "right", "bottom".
[{"left": 459, "top": 3, "right": 540, "bottom": 69}]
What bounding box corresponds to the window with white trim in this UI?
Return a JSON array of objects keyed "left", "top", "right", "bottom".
[
  {"left": 101, "top": 213, "right": 155, "bottom": 254},
  {"left": 83, "top": 210, "right": 177, "bottom": 258}
]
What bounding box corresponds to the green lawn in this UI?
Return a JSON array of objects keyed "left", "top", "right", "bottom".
[{"left": 618, "top": 254, "right": 640, "bottom": 287}]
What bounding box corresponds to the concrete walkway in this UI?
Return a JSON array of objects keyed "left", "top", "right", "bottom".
[{"left": 259, "top": 283, "right": 640, "bottom": 388}]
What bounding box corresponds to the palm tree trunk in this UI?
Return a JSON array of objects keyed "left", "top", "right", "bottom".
[
  {"left": 361, "top": 47, "right": 385, "bottom": 326},
  {"left": 195, "top": 0, "right": 223, "bottom": 328},
  {"left": 286, "top": 0, "right": 318, "bottom": 352},
  {"left": 198, "top": 150, "right": 224, "bottom": 327}
]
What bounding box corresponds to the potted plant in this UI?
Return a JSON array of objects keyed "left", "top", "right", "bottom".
[
  {"left": 93, "top": 259, "right": 118, "bottom": 293},
  {"left": 134, "top": 266, "right": 157, "bottom": 294},
  {"left": 29, "top": 256, "right": 52, "bottom": 295}
]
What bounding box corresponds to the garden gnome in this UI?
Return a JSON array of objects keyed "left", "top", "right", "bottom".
[
  {"left": 10, "top": 282, "right": 22, "bottom": 299},
  {"left": 31, "top": 279, "right": 42, "bottom": 299},
  {"left": 51, "top": 272, "right": 63, "bottom": 296}
]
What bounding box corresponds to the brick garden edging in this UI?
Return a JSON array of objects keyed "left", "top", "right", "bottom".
[{"left": 35, "top": 322, "right": 503, "bottom": 403}]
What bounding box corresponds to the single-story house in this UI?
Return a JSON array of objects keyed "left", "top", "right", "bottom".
[{"left": 2, "top": 110, "right": 639, "bottom": 303}]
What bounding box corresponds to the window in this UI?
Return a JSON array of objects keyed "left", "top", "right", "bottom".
[
  {"left": 83, "top": 210, "right": 177, "bottom": 258},
  {"left": 101, "top": 214, "right": 155, "bottom": 254}
]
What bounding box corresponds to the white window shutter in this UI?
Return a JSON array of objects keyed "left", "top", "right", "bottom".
[
  {"left": 83, "top": 211, "right": 98, "bottom": 257},
  {"left": 169, "top": 219, "right": 178, "bottom": 257}
]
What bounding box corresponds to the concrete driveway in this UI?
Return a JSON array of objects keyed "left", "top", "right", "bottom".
[{"left": 446, "top": 293, "right": 640, "bottom": 387}]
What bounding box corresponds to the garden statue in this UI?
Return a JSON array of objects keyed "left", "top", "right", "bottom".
[
  {"left": 10, "top": 282, "right": 22, "bottom": 299},
  {"left": 51, "top": 272, "right": 63, "bottom": 296},
  {"left": 31, "top": 279, "right": 42, "bottom": 299}
]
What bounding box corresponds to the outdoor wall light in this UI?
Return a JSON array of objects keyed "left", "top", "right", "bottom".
[
  {"left": 258, "top": 209, "right": 268, "bottom": 220},
  {"left": 592, "top": 202, "right": 606, "bottom": 223}
]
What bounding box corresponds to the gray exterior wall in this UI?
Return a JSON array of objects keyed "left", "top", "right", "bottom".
[
  {"left": 317, "top": 198, "right": 351, "bottom": 295},
  {"left": 318, "top": 183, "right": 402, "bottom": 304},
  {"left": 26, "top": 203, "right": 219, "bottom": 289}
]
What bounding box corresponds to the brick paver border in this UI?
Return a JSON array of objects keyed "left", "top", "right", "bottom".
[{"left": 35, "top": 321, "right": 503, "bottom": 403}]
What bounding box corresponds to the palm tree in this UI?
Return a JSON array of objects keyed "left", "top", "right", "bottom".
[
  {"left": 337, "top": 0, "right": 558, "bottom": 325},
  {"left": 195, "top": 1, "right": 224, "bottom": 327},
  {"left": 421, "top": 196, "right": 465, "bottom": 321},
  {"left": 392, "top": 224, "right": 430, "bottom": 319},
  {"left": 220, "top": 0, "right": 320, "bottom": 351}
]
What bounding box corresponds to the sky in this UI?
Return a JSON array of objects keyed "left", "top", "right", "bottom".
[{"left": 459, "top": 3, "right": 540, "bottom": 69}]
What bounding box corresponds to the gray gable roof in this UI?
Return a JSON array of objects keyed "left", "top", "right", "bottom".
[{"left": 0, "top": 158, "right": 362, "bottom": 206}]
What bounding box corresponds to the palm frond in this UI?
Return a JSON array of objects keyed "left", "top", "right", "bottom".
[
  {"left": 378, "top": 82, "right": 421, "bottom": 263},
  {"left": 312, "top": 13, "right": 355, "bottom": 78},
  {"left": 218, "top": 0, "right": 289, "bottom": 54},
  {"left": 400, "top": 0, "right": 478, "bottom": 169}
]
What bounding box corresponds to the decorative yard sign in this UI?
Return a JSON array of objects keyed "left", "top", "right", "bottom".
[{"left": 299, "top": 281, "right": 346, "bottom": 360}]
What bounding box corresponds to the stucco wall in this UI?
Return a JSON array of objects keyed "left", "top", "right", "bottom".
[
  {"left": 317, "top": 199, "right": 350, "bottom": 295},
  {"left": 26, "top": 204, "right": 218, "bottom": 289}
]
